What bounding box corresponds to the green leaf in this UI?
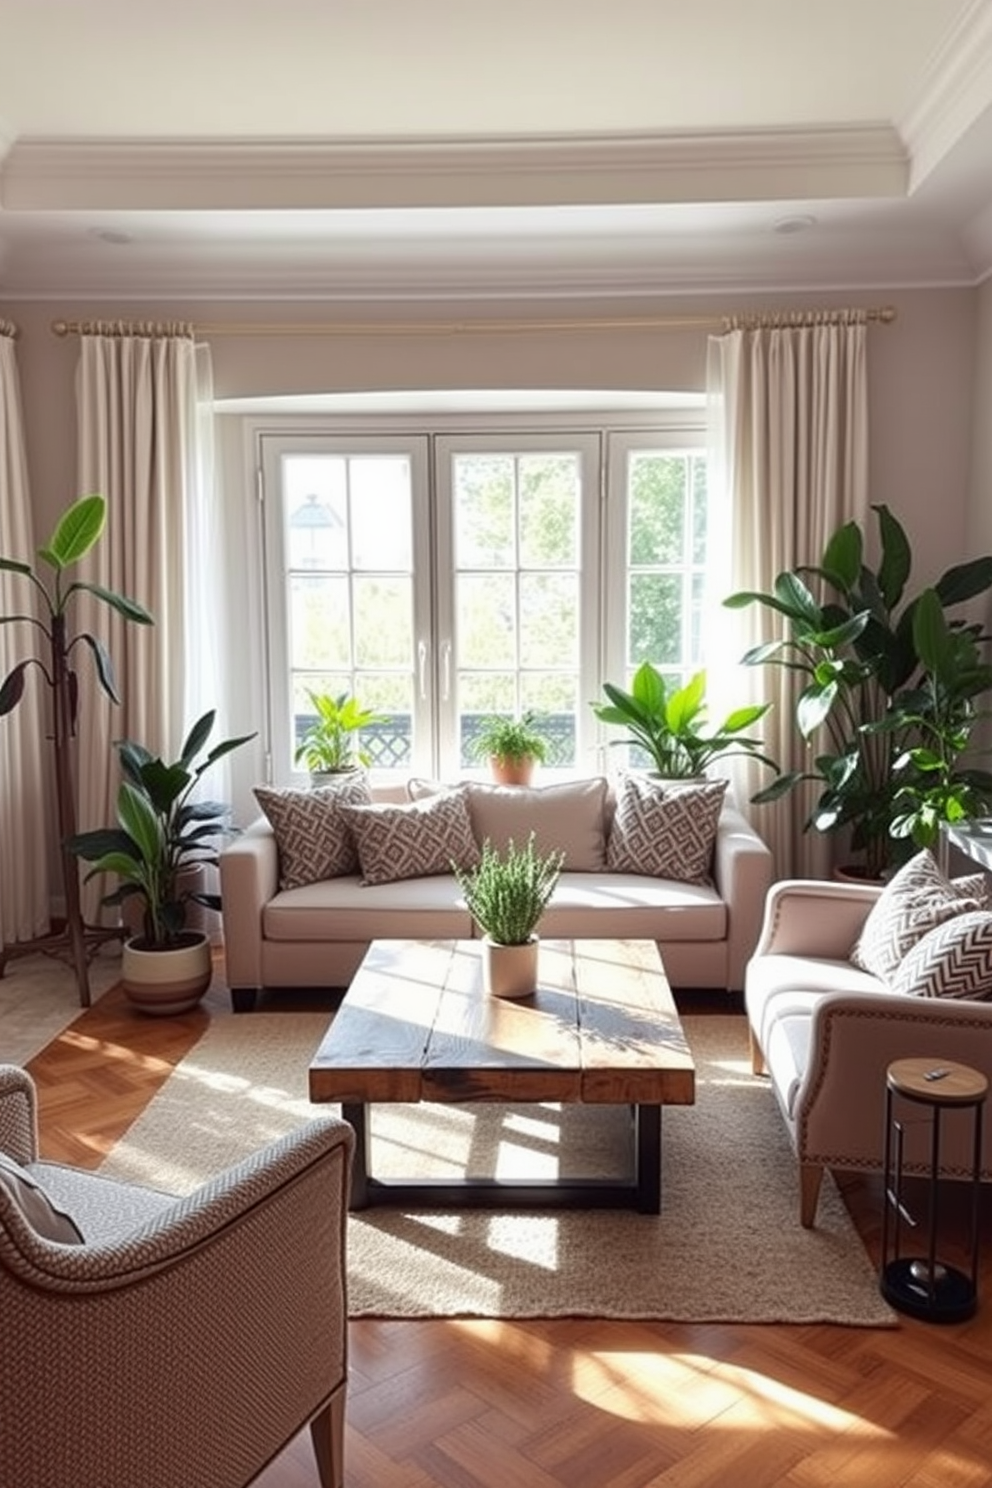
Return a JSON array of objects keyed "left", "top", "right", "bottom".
[
  {"left": 0, "top": 662, "right": 28, "bottom": 716},
  {"left": 912, "top": 587, "right": 952, "bottom": 678},
  {"left": 630, "top": 662, "right": 667, "bottom": 714},
  {"left": 45, "top": 494, "right": 106, "bottom": 569},
  {"left": 820, "top": 521, "right": 863, "bottom": 591},
  {"left": 76, "top": 633, "right": 120, "bottom": 703},
  {"left": 70, "top": 581, "right": 154, "bottom": 626},
  {"left": 666, "top": 671, "right": 705, "bottom": 733},
  {"left": 797, "top": 680, "right": 837, "bottom": 737},
  {"left": 180, "top": 711, "right": 216, "bottom": 768},
  {"left": 0, "top": 557, "right": 33, "bottom": 578},
  {"left": 874, "top": 504, "right": 911, "bottom": 610},
  {"left": 773, "top": 572, "right": 824, "bottom": 627},
  {"left": 116, "top": 782, "right": 163, "bottom": 863},
  {"left": 935, "top": 556, "right": 992, "bottom": 607}
]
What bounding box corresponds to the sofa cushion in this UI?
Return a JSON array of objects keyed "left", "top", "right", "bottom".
[
  {"left": 850, "top": 849, "right": 984, "bottom": 982},
  {"left": 339, "top": 788, "right": 480, "bottom": 886},
  {"left": 606, "top": 774, "right": 728, "bottom": 883},
  {"left": 462, "top": 778, "right": 609, "bottom": 870},
  {"left": 254, "top": 775, "right": 370, "bottom": 889},
  {"left": 538, "top": 871, "right": 726, "bottom": 940},
  {"left": 264, "top": 873, "right": 474, "bottom": 941},
  {"left": 0, "top": 1151, "right": 84, "bottom": 1244},
  {"left": 889, "top": 911, "right": 992, "bottom": 1000}
]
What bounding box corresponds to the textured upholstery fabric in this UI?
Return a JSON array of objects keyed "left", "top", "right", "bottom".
[
  {"left": 890, "top": 910, "right": 992, "bottom": 999},
  {"left": 0, "top": 1151, "right": 83, "bottom": 1244},
  {"left": 850, "top": 849, "right": 983, "bottom": 981},
  {"left": 463, "top": 778, "right": 609, "bottom": 869},
  {"left": 339, "top": 788, "right": 480, "bottom": 885},
  {"left": 607, "top": 775, "right": 728, "bottom": 883},
  {"left": 254, "top": 774, "right": 370, "bottom": 889},
  {"left": 0, "top": 1065, "right": 353, "bottom": 1488}
]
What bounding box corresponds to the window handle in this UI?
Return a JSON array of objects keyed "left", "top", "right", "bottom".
[
  {"left": 441, "top": 641, "right": 451, "bottom": 702},
  {"left": 418, "top": 639, "right": 429, "bottom": 701}
]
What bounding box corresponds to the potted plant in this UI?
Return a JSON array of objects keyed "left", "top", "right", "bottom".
[
  {"left": 469, "top": 710, "right": 551, "bottom": 785},
  {"left": 453, "top": 834, "right": 564, "bottom": 997},
  {"left": 724, "top": 504, "right": 992, "bottom": 879},
  {"left": 70, "top": 709, "right": 255, "bottom": 1013},
  {"left": 592, "top": 664, "right": 778, "bottom": 780},
  {"left": 0, "top": 493, "right": 153, "bottom": 1006},
  {"left": 293, "top": 689, "right": 385, "bottom": 782}
]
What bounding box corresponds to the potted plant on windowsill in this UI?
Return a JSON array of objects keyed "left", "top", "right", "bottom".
[
  {"left": 469, "top": 710, "right": 551, "bottom": 786},
  {"left": 724, "top": 504, "right": 992, "bottom": 879},
  {"left": 293, "top": 689, "right": 385, "bottom": 783},
  {"left": 70, "top": 710, "right": 256, "bottom": 1014},
  {"left": 592, "top": 664, "right": 779, "bottom": 781},
  {"left": 453, "top": 834, "right": 564, "bottom": 998}
]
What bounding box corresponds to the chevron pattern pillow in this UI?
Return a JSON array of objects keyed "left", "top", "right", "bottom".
[
  {"left": 254, "top": 774, "right": 371, "bottom": 889},
  {"left": 606, "top": 774, "right": 728, "bottom": 883},
  {"left": 890, "top": 911, "right": 992, "bottom": 999},
  {"left": 339, "top": 788, "right": 481, "bottom": 886},
  {"left": 851, "top": 850, "right": 985, "bottom": 982}
]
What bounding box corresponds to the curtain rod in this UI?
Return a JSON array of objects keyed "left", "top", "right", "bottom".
[{"left": 50, "top": 306, "right": 897, "bottom": 339}]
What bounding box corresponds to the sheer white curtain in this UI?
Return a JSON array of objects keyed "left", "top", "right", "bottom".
[
  {"left": 74, "top": 326, "right": 215, "bottom": 920},
  {"left": 0, "top": 324, "right": 50, "bottom": 942},
  {"left": 706, "top": 314, "right": 869, "bottom": 880}
]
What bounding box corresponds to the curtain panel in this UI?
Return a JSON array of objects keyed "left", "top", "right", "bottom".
[
  {"left": 707, "top": 317, "right": 869, "bottom": 880},
  {"left": 0, "top": 329, "right": 51, "bottom": 942},
  {"left": 74, "top": 330, "right": 211, "bottom": 921}
]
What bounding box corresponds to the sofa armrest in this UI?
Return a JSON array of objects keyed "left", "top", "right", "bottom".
[
  {"left": 752, "top": 878, "right": 883, "bottom": 961},
  {"left": 796, "top": 991, "right": 992, "bottom": 1172},
  {"left": 219, "top": 817, "right": 279, "bottom": 991},
  {"left": 0, "top": 1066, "right": 38, "bottom": 1164},
  {"left": 712, "top": 805, "right": 774, "bottom": 991}
]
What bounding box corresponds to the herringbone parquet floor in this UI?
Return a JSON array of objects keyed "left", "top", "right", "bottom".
[{"left": 21, "top": 963, "right": 992, "bottom": 1488}]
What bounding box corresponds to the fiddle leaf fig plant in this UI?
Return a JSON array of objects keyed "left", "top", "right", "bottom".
[{"left": 592, "top": 663, "right": 778, "bottom": 780}]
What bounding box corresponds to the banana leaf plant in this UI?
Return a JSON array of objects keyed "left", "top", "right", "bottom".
[
  {"left": 0, "top": 494, "right": 153, "bottom": 1003},
  {"left": 724, "top": 504, "right": 992, "bottom": 878}
]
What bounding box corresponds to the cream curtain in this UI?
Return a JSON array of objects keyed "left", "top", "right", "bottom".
[
  {"left": 706, "top": 315, "right": 869, "bottom": 880},
  {"left": 74, "top": 328, "right": 208, "bottom": 920},
  {"left": 0, "top": 326, "right": 51, "bottom": 942}
]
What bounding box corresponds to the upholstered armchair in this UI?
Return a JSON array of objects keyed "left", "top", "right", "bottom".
[{"left": 0, "top": 1064, "right": 354, "bottom": 1488}]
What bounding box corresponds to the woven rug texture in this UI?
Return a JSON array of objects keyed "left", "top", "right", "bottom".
[{"left": 96, "top": 1008, "right": 895, "bottom": 1325}]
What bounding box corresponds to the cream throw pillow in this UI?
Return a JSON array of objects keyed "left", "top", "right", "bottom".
[
  {"left": 463, "top": 778, "right": 609, "bottom": 870},
  {"left": 0, "top": 1152, "right": 84, "bottom": 1244},
  {"left": 339, "top": 788, "right": 480, "bottom": 886}
]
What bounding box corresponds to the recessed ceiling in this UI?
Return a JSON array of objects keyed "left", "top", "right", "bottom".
[{"left": 1, "top": 0, "right": 991, "bottom": 300}]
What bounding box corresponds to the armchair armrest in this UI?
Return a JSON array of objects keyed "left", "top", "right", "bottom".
[
  {"left": 219, "top": 816, "right": 280, "bottom": 991},
  {"left": 0, "top": 1065, "right": 38, "bottom": 1164},
  {"left": 712, "top": 805, "right": 774, "bottom": 990},
  {"left": 752, "top": 878, "right": 883, "bottom": 961}
]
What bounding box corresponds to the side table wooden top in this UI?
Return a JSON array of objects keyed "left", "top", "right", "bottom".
[{"left": 887, "top": 1057, "right": 989, "bottom": 1107}]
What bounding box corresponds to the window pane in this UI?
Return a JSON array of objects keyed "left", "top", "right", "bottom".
[
  {"left": 354, "top": 576, "right": 412, "bottom": 667},
  {"left": 629, "top": 573, "right": 682, "bottom": 666},
  {"left": 350, "top": 456, "right": 413, "bottom": 570},
  {"left": 691, "top": 455, "right": 709, "bottom": 564},
  {"left": 453, "top": 455, "right": 515, "bottom": 568},
  {"left": 457, "top": 572, "right": 516, "bottom": 668},
  {"left": 289, "top": 575, "right": 351, "bottom": 670},
  {"left": 519, "top": 454, "right": 579, "bottom": 567},
  {"left": 284, "top": 457, "right": 348, "bottom": 571},
  {"left": 520, "top": 572, "right": 578, "bottom": 668},
  {"left": 629, "top": 454, "right": 686, "bottom": 565}
]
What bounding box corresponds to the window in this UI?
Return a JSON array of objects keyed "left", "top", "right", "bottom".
[{"left": 256, "top": 415, "right": 710, "bottom": 784}]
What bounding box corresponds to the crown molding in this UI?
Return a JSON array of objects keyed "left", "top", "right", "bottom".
[
  {"left": 900, "top": 0, "right": 992, "bottom": 191},
  {"left": 0, "top": 126, "right": 907, "bottom": 213}
]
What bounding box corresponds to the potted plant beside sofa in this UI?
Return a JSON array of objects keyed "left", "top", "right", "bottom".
[
  {"left": 293, "top": 688, "right": 385, "bottom": 783},
  {"left": 71, "top": 710, "right": 255, "bottom": 1013},
  {"left": 469, "top": 711, "right": 551, "bottom": 785}
]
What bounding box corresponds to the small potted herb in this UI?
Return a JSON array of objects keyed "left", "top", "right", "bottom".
[{"left": 453, "top": 834, "right": 564, "bottom": 997}]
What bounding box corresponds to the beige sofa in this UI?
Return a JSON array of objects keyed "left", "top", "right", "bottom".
[
  {"left": 219, "top": 775, "right": 773, "bottom": 1012},
  {"left": 746, "top": 875, "right": 992, "bottom": 1228}
]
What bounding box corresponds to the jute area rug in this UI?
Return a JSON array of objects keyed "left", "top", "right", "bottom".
[{"left": 97, "top": 1008, "right": 895, "bottom": 1325}]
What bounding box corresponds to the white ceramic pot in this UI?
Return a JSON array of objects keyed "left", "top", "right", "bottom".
[
  {"left": 121, "top": 931, "right": 213, "bottom": 1015},
  {"left": 482, "top": 935, "right": 539, "bottom": 999}
]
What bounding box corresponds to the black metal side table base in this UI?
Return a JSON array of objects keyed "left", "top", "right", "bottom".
[{"left": 881, "top": 1257, "right": 977, "bottom": 1323}]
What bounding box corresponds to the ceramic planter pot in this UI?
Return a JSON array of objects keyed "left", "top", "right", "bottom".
[
  {"left": 482, "top": 935, "right": 539, "bottom": 998},
  {"left": 489, "top": 757, "right": 536, "bottom": 787},
  {"left": 122, "top": 931, "right": 213, "bottom": 1015}
]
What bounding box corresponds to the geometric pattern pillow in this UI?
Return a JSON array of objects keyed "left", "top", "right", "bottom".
[
  {"left": 606, "top": 774, "right": 728, "bottom": 883},
  {"left": 889, "top": 911, "right": 992, "bottom": 999},
  {"left": 338, "top": 788, "right": 481, "bottom": 886},
  {"left": 0, "top": 1151, "right": 84, "bottom": 1244},
  {"left": 254, "top": 774, "right": 371, "bottom": 890},
  {"left": 850, "top": 849, "right": 984, "bottom": 982}
]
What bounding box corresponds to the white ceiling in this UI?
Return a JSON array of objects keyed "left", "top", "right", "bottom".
[{"left": 1, "top": 0, "right": 992, "bottom": 301}]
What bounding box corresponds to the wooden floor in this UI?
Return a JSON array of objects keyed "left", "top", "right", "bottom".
[{"left": 22, "top": 966, "right": 992, "bottom": 1488}]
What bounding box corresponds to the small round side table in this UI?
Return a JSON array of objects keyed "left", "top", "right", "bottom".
[{"left": 880, "top": 1057, "right": 987, "bottom": 1323}]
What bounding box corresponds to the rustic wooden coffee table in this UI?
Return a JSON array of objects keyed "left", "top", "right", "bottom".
[{"left": 308, "top": 937, "right": 694, "bottom": 1214}]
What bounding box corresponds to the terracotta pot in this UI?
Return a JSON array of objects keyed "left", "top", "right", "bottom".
[
  {"left": 122, "top": 931, "right": 213, "bottom": 1015},
  {"left": 489, "top": 757, "right": 536, "bottom": 787},
  {"left": 481, "top": 935, "right": 539, "bottom": 998}
]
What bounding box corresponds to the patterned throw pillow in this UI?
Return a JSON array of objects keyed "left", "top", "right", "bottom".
[
  {"left": 0, "top": 1152, "right": 84, "bottom": 1244},
  {"left": 850, "top": 850, "right": 984, "bottom": 982},
  {"left": 338, "top": 788, "right": 481, "bottom": 886},
  {"left": 606, "top": 774, "right": 728, "bottom": 883},
  {"left": 254, "top": 774, "right": 371, "bottom": 890},
  {"left": 890, "top": 911, "right": 992, "bottom": 999}
]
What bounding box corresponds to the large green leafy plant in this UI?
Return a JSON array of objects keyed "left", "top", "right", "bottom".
[
  {"left": 70, "top": 710, "right": 255, "bottom": 949},
  {"left": 0, "top": 494, "right": 153, "bottom": 1003},
  {"left": 724, "top": 504, "right": 992, "bottom": 878},
  {"left": 592, "top": 663, "right": 778, "bottom": 780}
]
